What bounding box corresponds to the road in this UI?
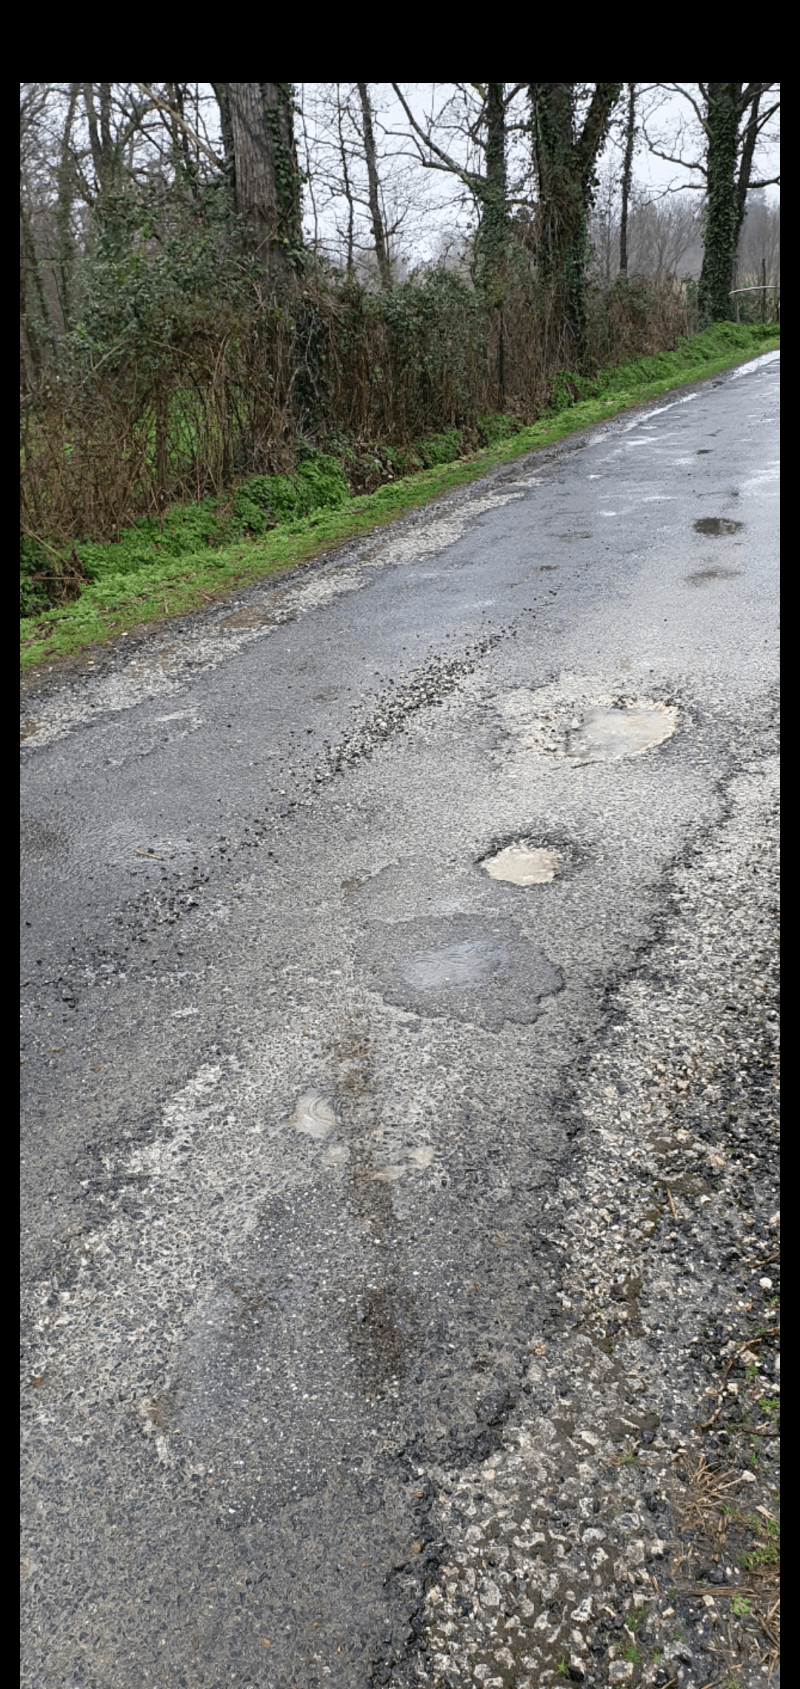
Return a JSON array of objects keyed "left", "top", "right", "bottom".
[{"left": 21, "top": 354, "right": 780, "bottom": 1688}]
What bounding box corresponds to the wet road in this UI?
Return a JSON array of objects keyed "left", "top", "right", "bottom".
[{"left": 21, "top": 354, "right": 779, "bottom": 1687}]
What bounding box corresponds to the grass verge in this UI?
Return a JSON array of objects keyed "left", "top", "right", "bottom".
[{"left": 21, "top": 321, "right": 779, "bottom": 673}]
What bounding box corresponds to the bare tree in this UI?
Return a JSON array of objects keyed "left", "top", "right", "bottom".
[
  {"left": 735, "top": 187, "right": 780, "bottom": 318},
  {"left": 357, "top": 84, "right": 392, "bottom": 290},
  {"left": 390, "top": 83, "right": 525, "bottom": 296},
  {"left": 20, "top": 84, "right": 56, "bottom": 387},
  {"left": 590, "top": 159, "right": 620, "bottom": 285},
  {"left": 629, "top": 192, "right": 702, "bottom": 282},
  {"left": 297, "top": 84, "right": 412, "bottom": 288},
  {"left": 619, "top": 83, "right": 636, "bottom": 277}
]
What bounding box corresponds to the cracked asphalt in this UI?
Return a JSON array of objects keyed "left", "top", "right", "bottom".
[{"left": 21, "top": 353, "right": 779, "bottom": 1688}]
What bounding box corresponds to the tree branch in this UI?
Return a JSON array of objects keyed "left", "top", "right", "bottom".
[
  {"left": 134, "top": 83, "right": 223, "bottom": 171},
  {"left": 390, "top": 83, "right": 481, "bottom": 190}
]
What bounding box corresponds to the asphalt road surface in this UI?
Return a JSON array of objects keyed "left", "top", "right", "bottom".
[{"left": 21, "top": 353, "right": 780, "bottom": 1688}]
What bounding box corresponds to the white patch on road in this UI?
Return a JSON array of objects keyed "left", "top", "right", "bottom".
[
  {"left": 729, "top": 350, "right": 780, "bottom": 376},
  {"left": 483, "top": 843, "right": 559, "bottom": 885}
]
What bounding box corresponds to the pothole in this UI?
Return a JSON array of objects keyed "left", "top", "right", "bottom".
[
  {"left": 483, "top": 842, "right": 559, "bottom": 885},
  {"left": 693, "top": 517, "right": 743, "bottom": 536},
  {"left": 566, "top": 703, "right": 678, "bottom": 763},
  {"left": 402, "top": 937, "right": 508, "bottom": 991},
  {"left": 499, "top": 680, "right": 679, "bottom": 766},
  {"left": 220, "top": 606, "right": 280, "bottom": 630}
]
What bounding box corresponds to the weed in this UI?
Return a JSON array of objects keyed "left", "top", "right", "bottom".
[
  {"left": 622, "top": 1642, "right": 643, "bottom": 1664},
  {"left": 740, "top": 1541, "right": 779, "bottom": 1571},
  {"left": 731, "top": 1594, "right": 752, "bottom": 1617}
]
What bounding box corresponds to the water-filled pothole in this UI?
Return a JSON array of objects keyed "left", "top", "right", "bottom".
[
  {"left": 566, "top": 704, "right": 678, "bottom": 763},
  {"left": 499, "top": 683, "right": 679, "bottom": 765},
  {"left": 483, "top": 843, "right": 559, "bottom": 885},
  {"left": 693, "top": 517, "right": 743, "bottom": 536}
]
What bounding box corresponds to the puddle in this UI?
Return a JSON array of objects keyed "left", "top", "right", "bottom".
[
  {"left": 286, "top": 1091, "right": 336, "bottom": 1139},
  {"left": 693, "top": 517, "right": 743, "bottom": 536},
  {"left": 360, "top": 914, "right": 563, "bottom": 1031},
  {"left": 483, "top": 843, "right": 559, "bottom": 885},
  {"left": 566, "top": 704, "right": 678, "bottom": 763},
  {"left": 686, "top": 567, "right": 743, "bottom": 586}
]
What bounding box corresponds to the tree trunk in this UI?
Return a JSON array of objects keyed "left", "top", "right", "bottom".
[
  {"left": 212, "top": 82, "right": 237, "bottom": 198},
  {"left": 357, "top": 83, "right": 392, "bottom": 291},
  {"left": 698, "top": 83, "right": 741, "bottom": 324},
  {"left": 735, "top": 89, "right": 763, "bottom": 237},
  {"left": 336, "top": 87, "right": 356, "bottom": 279},
  {"left": 475, "top": 82, "right": 508, "bottom": 302},
  {"left": 20, "top": 189, "right": 49, "bottom": 391},
  {"left": 54, "top": 84, "right": 80, "bottom": 331},
  {"left": 82, "top": 82, "right": 135, "bottom": 259},
  {"left": 619, "top": 83, "right": 636, "bottom": 277},
  {"left": 267, "top": 83, "right": 304, "bottom": 260},
  {"left": 218, "top": 83, "right": 303, "bottom": 285},
  {"left": 530, "top": 82, "right": 621, "bottom": 366}
]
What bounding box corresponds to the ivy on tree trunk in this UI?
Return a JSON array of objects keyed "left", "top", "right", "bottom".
[
  {"left": 529, "top": 82, "right": 621, "bottom": 366},
  {"left": 474, "top": 83, "right": 508, "bottom": 301},
  {"left": 698, "top": 84, "right": 742, "bottom": 324},
  {"left": 214, "top": 83, "right": 304, "bottom": 285}
]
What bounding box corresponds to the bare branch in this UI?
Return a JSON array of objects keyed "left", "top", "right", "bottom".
[
  {"left": 390, "top": 83, "right": 480, "bottom": 189},
  {"left": 133, "top": 83, "right": 223, "bottom": 171}
]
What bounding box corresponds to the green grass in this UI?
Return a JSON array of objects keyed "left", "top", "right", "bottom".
[{"left": 20, "top": 321, "right": 779, "bottom": 673}]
